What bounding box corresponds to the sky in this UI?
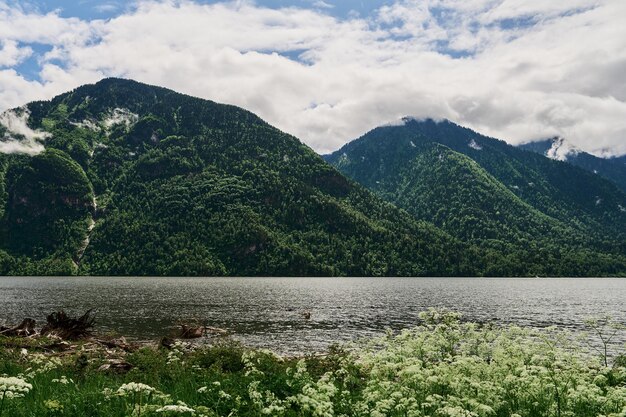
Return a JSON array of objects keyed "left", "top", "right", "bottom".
[{"left": 1, "top": 0, "right": 625, "bottom": 156}]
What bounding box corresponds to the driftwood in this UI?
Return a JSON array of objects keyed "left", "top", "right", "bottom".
[
  {"left": 93, "top": 337, "right": 133, "bottom": 352},
  {"left": 0, "top": 318, "right": 37, "bottom": 337},
  {"left": 178, "top": 323, "right": 229, "bottom": 339},
  {"left": 180, "top": 324, "right": 204, "bottom": 339},
  {"left": 205, "top": 326, "right": 228, "bottom": 336},
  {"left": 41, "top": 310, "right": 95, "bottom": 340},
  {"left": 98, "top": 358, "right": 133, "bottom": 373},
  {"left": 160, "top": 337, "right": 175, "bottom": 349}
]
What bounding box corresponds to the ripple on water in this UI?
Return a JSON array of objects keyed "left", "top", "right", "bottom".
[{"left": 0, "top": 277, "right": 624, "bottom": 355}]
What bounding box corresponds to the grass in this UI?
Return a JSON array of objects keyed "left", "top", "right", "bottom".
[{"left": 1, "top": 310, "right": 625, "bottom": 417}]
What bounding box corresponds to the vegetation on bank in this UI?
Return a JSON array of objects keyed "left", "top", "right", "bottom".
[{"left": 1, "top": 310, "right": 625, "bottom": 417}]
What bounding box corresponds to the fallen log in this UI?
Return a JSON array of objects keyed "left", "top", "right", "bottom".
[
  {"left": 41, "top": 310, "right": 95, "bottom": 340},
  {"left": 98, "top": 358, "right": 133, "bottom": 373},
  {"left": 93, "top": 337, "right": 134, "bottom": 352},
  {"left": 205, "top": 326, "right": 229, "bottom": 336},
  {"left": 0, "top": 318, "right": 37, "bottom": 337},
  {"left": 160, "top": 337, "right": 175, "bottom": 349},
  {"left": 180, "top": 324, "right": 204, "bottom": 339}
]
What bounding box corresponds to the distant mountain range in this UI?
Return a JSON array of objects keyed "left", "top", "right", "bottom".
[
  {"left": 519, "top": 137, "right": 626, "bottom": 193},
  {"left": 325, "top": 117, "right": 626, "bottom": 276},
  {"left": 1, "top": 80, "right": 624, "bottom": 276}
]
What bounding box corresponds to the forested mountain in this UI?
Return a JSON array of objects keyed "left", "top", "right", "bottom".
[
  {"left": 519, "top": 137, "right": 626, "bottom": 192},
  {"left": 325, "top": 118, "right": 626, "bottom": 276},
  {"left": 1, "top": 81, "right": 624, "bottom": 276},
  {"left": 0, "top": 79, "right": 481, "bottom": 276}
]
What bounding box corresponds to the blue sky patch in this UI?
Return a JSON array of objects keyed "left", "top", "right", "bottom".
[{"left": 12, "top": 43, "right": 53, "bottom": 82}]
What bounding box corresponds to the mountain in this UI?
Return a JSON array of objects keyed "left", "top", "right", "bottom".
[
  {"left": 0, "top": 79, "right": 481, "bottom": 276},
  {"left": 324, "top": 117, "right": 626, "bottom": 276},
  {"left": 519, "top": 137, "right": 626, "bottom": 193},
  {"left": 2, "top": 82, "right": 624, "bottom": 277}
]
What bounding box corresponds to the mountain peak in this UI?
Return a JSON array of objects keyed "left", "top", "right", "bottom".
[
  {"left": 326, "top": 116, "right": 626, "bottom": 276},
  {"left": 520, "top": 137, "right": 626, "bottom": 192},
  {"left": 519, "top": 137, "right": 582, "bottom": 162},
  {"left": 544, "top": 137, "right": 581, "bottom": 161},
  {"left": 67, "top": 77, "right": 154, "bottom": 97},
  {"left": 93, "top": 77, "right": 135, "bottom": 86},
  {"left": 1, "top": 79, "right": 475, "bottom": 276},
  {"left": 381, "top": 116, "right": 450, "bottom": 128}
]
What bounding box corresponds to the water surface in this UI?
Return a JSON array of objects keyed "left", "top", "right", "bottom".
[{"left": 0, "top": 277, "right": 624, "bottom": 354}]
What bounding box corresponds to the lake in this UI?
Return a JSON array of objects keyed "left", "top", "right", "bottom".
[{"left": 0, "top": 277, "right": 624, "bottom": 354}]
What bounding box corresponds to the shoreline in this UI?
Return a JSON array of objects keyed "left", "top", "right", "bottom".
[{"left": 1, "top": 311, "right": 625, "bottom": 417}]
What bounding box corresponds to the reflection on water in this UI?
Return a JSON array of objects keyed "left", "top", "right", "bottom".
[{"left": 0, "top": 277, "right": 624, "bottom": 354}]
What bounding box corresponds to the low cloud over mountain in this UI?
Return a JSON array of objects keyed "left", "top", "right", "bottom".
[{"left": 1, "top": 0, "right": 625, "bottom": 156}]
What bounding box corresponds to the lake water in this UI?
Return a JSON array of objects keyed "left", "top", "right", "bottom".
[{"left": 0, "top": 277, "right": 624, "bottom": 354}]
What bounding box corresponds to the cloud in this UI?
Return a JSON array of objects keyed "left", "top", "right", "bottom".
[
  {"left": 0, "top": 107, "right": 50, "bottom": 155},
  {"left": 94, "top": 3, "right": 121, "bottom": 13},
  {"left": 0, "top": 40, "right": 32, "bottom": 67},
  {"left": 0, "top": 3, "right": 94, "bottom": 45},
  {"left": 312, "top": 1, "right": 334, "bottom": 9},
  {"left": 0, "top": 0, "right": 625, "bottom": 156}
]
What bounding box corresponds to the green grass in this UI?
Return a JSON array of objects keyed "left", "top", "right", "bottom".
[{"left": 1, "top": 311, "right": 625, "bottom": 417}]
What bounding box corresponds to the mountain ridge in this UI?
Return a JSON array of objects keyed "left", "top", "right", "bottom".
[
  {"left": 0, "top": 78, "right": 480, "bottom": 276},
  {"left": 325, "top": 117, "right": 626, "bottom": 276},
  {"left": 1, "top": 80, "right": 625, "bottom": 276},
  {"left": 519, "top": 136, "right": 626, "bottom": 192}
]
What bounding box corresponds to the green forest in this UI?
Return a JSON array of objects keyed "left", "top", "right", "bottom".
[
  {"left": 1, "top": 79, "right": 625, "bottom": 276},
  {"left": 324, "top": 118, "right": 626, "bottom": 276},
  {"left": 0, "top": 79, "right": 477, "bottom": 276}
]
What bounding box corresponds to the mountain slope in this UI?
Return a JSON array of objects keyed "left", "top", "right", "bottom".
[
  {"left": 325, "top": 118, "right": 626, "bottom": 276},
  {"left": 0, "top": 79, "right": 478, "bottom": 276},
  {"left": 519, "top": 137, "right": 626, "bottom": 193}
]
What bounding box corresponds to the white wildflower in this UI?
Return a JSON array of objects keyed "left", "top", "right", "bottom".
[
  {"left": 28, "top": 354, "right": 62, "bottom": 375},
  {"left": 116, "top": 382, "right": 157, "bottom": 396},
  {"left": 156, "top": 404, "right": 195, "bottom": 414},
  {"left": 0, "top": 376, "right": 33, "bottom": 400},
  {"left": 44, "top": 399, "right": 64, "bottom": 411},
  {"left": 52, "top": 376, "right": 72, "bottom": 385}
]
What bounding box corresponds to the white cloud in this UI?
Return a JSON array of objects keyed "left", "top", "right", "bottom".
[
  {"left": 0, "top": 107, "right": 50, "bottom": 155},
  {"left": 0, "top": 0, "right": 625, "bottom": 156},
  {"left": 312, "top": 1, "right": 333, "bottom": 9},
  {"left": 0, "top": 40, "right": 32, "bottom": 67},
  {"left": 94, "top": 3, "right": 121, "bottom": 13},
  {"left": 545, "top": 137, "right": 579, "bottom": 162},
  {"left": 0, "top": 3, "right": 94, "bottom": 45}
]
